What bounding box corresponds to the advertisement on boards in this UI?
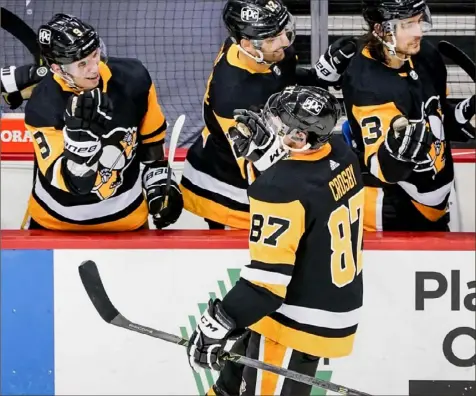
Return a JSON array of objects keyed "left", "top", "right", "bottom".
[
  {"left": 1, "top": 248, "right": 475, "bottom": 395},
  {"left": 0, "top": 116, "right": 34, "bottom": 154},
  {"left": 409, "top": 265, "right": 475, "bottom": 395}
]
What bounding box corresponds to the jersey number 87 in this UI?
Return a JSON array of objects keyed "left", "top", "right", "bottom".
[{"left": 328, "top": 189, "right": 364, "bottom": 288}]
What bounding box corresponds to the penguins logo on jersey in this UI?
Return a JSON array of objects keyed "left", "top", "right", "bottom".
[
  {"left": 92, "top": 126, "right": 138, "bottom": 200},
  {"left": 415, "top": 96, "right": 446, "bottom": 174}
]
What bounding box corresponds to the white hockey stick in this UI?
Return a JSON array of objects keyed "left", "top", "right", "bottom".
[{"left": 163, "top": 114, "right": 185, "bottom": 208}]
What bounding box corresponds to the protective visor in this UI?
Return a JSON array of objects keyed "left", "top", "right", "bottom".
[
  {"left": 252, "top": 13, "right": 296, "bottom": 52},
  {"left": 60, "top": 39, "right": 107, "bottom": 78},
  {"left": 384, "top": 6, "right": 433, "bottom": 35},
  {"left": 262, "top": 98, "right": 306, "bottom": 144}
]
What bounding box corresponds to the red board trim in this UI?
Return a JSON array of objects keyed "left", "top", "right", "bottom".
[
  {"left": 1, "top": 230, "right": 475, "bottom": 251},
  {"left": 1, "top": 148, "right": 474, "bottom": 163},
  {"left": 0, "top": 148, "right": 189, "bottom": 162}
]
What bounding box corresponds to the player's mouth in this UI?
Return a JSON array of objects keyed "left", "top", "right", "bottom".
[{"left": 86, "top": 75, "right": 100, "bottom": 82}]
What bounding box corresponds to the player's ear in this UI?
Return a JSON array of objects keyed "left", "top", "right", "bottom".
[
  {"left": 374, "top": 23, "right": 384, "bottom": 37},
  {"left": 240, "top": 38, "right": 254, "bottom": 53},
  {"left": 50, "top": 63, "right": 62, "bottom": 74}
]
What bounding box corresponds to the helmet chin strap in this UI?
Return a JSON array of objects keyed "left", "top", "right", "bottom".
[
  {"left": 283, "top": 142, "right": 311, "bottom": 152},
  {"left": 53, "top": 66, "right": 81, "bottom": 89},
  {"left": 372, "top": 31, "right": 410, "bottom": 62},
  {"left": 236, "top": 44, "right": 270, "bottom": 65},
  {"left": 280, "top": 132, "right": 311, "bottom": 152}
]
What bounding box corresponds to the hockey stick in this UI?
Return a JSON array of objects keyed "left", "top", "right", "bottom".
[
  {"left": 1, "top": 7, "right": 41, "bottom": 64},
  {"left": 162, "top": 114, "right": 185, "bottom": 209},
  {"left": 438, "top": 40, "right": 475, "bottom": 83},
  {"left": 78, "top": 260, "right": 371, "bottom": 396}
]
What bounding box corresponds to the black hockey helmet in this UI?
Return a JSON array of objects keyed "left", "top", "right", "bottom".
[
  {"left": 38, "top": 13, "right": 101, "bottom": 66},
  {"left": 223, "top": 0, "right": 292, "bottom": 41},
  {"left": 263, "top": 86, "right": 341, "bottom": 150},
  {"left": 362, "top": 0, "right": 429, "bottom": 25}
]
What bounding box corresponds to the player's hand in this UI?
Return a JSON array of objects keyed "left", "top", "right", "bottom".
[
  {"left": 227, "top": 109, "right": 287, "bottom": 172},
  {"left": 142, "top": 161, "right": 183, "bottom": 229},
  {"left": 63, "top": 88, "right": 113, "bottom": 165},
  {"left": 454, "top": 95, "right": 475, "bottom": 139},
  {"left": 314, "top": 37, "right": 358, "bottom": 85},
  {"left": 187, "top": 299, "right": 235, "bottom": 372},
  {"left": 1, "top": 64, "right": 48, "bottom": 109},
  {"left": 64, "top": 88, "right": 113, "bottom": 138},
  {"left": 385, "top": 116, "right": 433, "bottom": 164}
]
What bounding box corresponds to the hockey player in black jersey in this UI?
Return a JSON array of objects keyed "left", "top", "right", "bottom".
[
  {"left": 187, "top": 86, "right": 364, "bottom": 396},
  {"left": 342, "top": 0, "right": 475, "bottom": 231},
  {"left": 180, "top": 0, "right": 358, "bottom": 230},
  {"left": 22, "top": 13, "right": 183, "bottom": 231}
]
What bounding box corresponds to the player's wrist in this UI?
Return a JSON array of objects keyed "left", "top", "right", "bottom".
[
  {"left": 252, "top": 136, "right": 288, "bottom": 171},
  {"left": 314, "top": 54, "right": 340, "bottom": 82},
  {"left": 199, "top": 299, "right": 236, "bottom": 340}
]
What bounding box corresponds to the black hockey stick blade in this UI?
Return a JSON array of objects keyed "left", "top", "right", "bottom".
[
  {"left": 78, "top": 260, "right": 371, "bottom": 396},
  {"left": 78, "top": 260, "right": 121, "bottom": 323},
  {"left": 79, "top": 260, "right": 188, "bottom": 346},
  {"left": 438, "top": 40, "right": 475, "bottom": 83},
  {"left": 1, "top": 7, "right": 41, "bottom": 64}
]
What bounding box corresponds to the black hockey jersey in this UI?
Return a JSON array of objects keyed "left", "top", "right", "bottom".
[
  {"left": 342, "top": 40, "right": 455, "bottom": 231},
  {"left": 221, "top": 137, "right": 364, "bottom": 358},
  {"left": 23, "top": 58, "right": 167, "bottom": 231},
  {"left": 180, "top": 38, "right": 322, "bottom": 229}
]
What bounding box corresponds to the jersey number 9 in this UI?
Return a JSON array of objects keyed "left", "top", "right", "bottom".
[{"left": 328, "top": 189, "right": 364, "bottom": 288}]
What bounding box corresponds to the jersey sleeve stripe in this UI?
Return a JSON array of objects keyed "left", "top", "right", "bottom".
[
  {"left": 140, "top": 119, "right": 166, "bottom": 138},
  {"left": 369, "top": 153, "right": 388, "bottom": 183},
  {"left": 248, "top": 260, "right": 294, "bottom": 276},
  {"left": 241, "top": 266, "right": 292, "bottom": 288},
  {"left": 276, "top": 303, "right": 361, "bottom": 330}
]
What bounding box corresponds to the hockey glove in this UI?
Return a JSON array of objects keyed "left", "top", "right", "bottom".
[
  {"left": 314, "top": 37, "right": 358, "bottom": 85},
  {"left": 142, "top": 160, "right": 183, "bottom": 229},
  {"left": 1, "top": 64, "right": 48, "bottom": 109},
  {"left": 454, "top": 95, "right": 475, "bottom": 139},
  {"left": 227, "top": 109, "right": 287, "bottom": 172},
  {"left": 63, "top": 88, "right": 113, "bottom": 165},
  {"left": 187, "top": 299, "right": 236, "bottom": 372},
  {"left": 384, "top": 116, "right": 433, "bottom": 164}
]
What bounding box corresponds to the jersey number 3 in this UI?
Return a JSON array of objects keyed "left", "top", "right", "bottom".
[{"left": 328, "top": 189, "right": 364, "bottom": 288}]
